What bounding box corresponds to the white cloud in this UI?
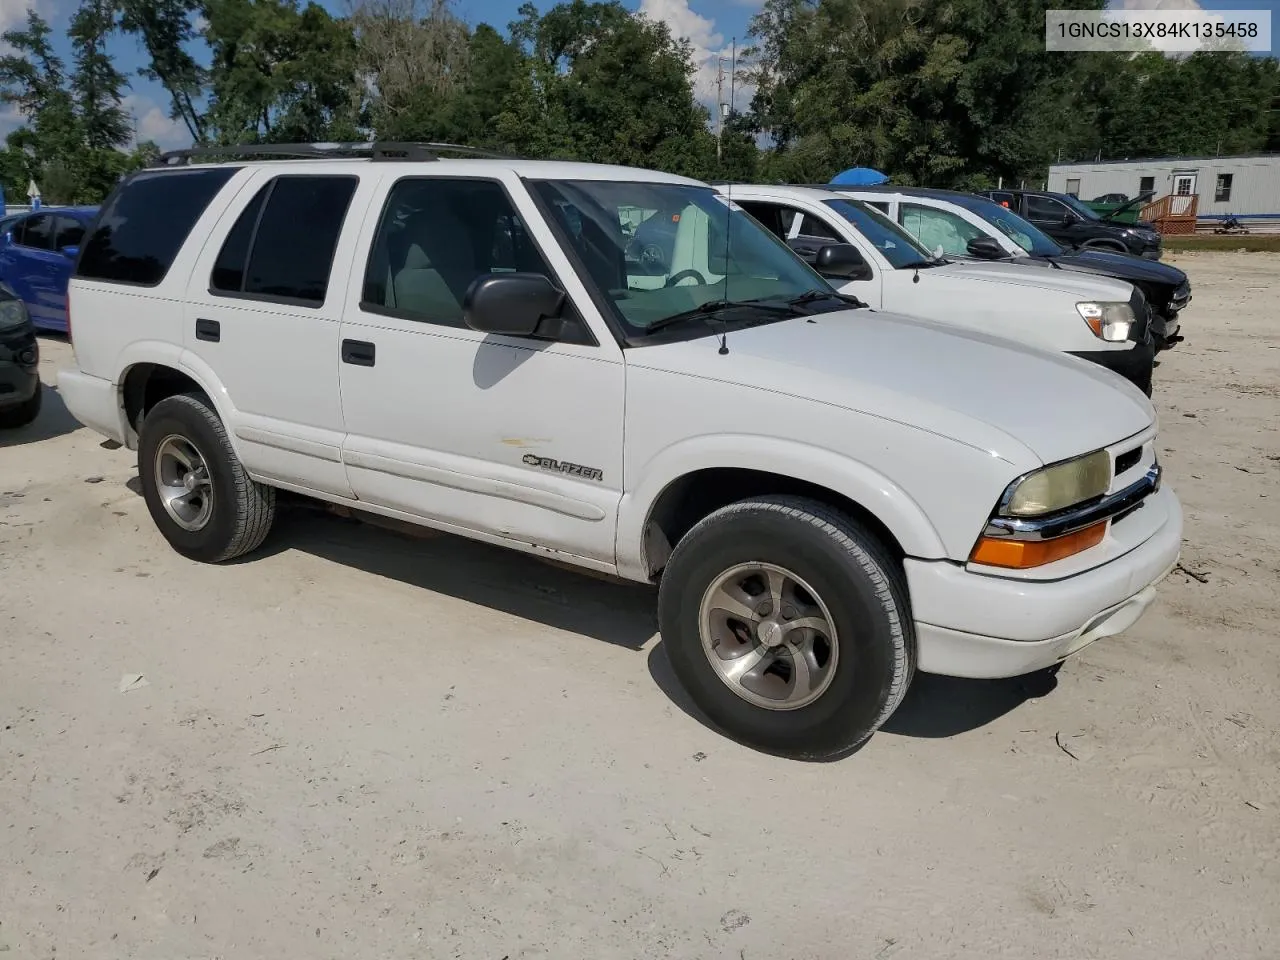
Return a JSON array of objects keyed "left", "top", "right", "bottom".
[
  {"left": 122, "top": 93, "right": 191, "bottom": 150},
  {"left": 1105, "top": 0, "right": 1245, "bottom": 56},
  {"left": 639, "top": 0, "right": 753, "bottom": 121}
]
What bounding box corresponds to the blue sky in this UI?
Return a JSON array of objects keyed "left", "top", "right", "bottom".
[{"left": 1, "top": 0, "right": 1275, "bottom": 149}]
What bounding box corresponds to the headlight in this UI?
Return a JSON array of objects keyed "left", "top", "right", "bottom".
[
  {"left": 999, "top": 450, "right": 1110, "bottom": 517},
  {"left": 1076, "top": 301, "right": 1133, "bottom": 342},
  {"left": 0, "top": 295, "right": 28, "bottom": 332}
]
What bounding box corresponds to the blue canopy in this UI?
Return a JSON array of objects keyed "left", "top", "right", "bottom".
[{"left": 829, "top": 167, "right": 889, "bottom": 186}]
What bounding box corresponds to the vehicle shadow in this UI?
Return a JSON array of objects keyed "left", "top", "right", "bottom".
[
  {"left": 0, "top": 382, "right": 80, "bottom": 447},
  {"left": 249, "top": 503, "right": 659, "bottom": 651},
  {"left": 127, "top": 491, "right": 1057, "bottom": 741},
  {"left": 647, "top": 642, "right": 1057, "bottom": 751}
]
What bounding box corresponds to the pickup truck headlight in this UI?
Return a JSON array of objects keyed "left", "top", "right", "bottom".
[
  {"left": 0, "top": 295, "right": 28, "bottom": 332},
  {"left": 969, "top": 449, "right": 1113, "bottom": 569},
  {"left": 999, "top": 450, "right": 1111, "bottom": 517},
  {"left": 1076, "top": 301, "right": 1133, "bottom": 342}
]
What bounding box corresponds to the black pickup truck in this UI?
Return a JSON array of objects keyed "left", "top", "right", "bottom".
[{"left": 981, "top": 189, "right": 1163, "bottom": 260}]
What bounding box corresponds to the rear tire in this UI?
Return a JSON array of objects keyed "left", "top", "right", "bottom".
[
  {"left": 137, "top": 392, "right": 275, "bottom": 562},
  {"left": 658, "top": 495, "right": 914, "bottom": 760},
  {"left": 0, "top": 385, "right": 41, "bottom": 429}
]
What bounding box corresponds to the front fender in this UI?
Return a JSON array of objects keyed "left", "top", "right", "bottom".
[{"left": 615, "top": 434, "right": 949, "bottom": 581}]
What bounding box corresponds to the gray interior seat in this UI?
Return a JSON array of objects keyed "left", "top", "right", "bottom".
[{"left": 392, "top": 207, "right": 478, "bottom": 325}]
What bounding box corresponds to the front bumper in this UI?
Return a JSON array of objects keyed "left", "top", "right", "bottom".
[
  {"left": 0, "top": 327, "right": 39, "bottom": 408},
  {"left": 905, "top": 484, "right": 1183, "bottom": 679},
  {"left": 1070, "top": 339, "right": 1155, "bottom": 395}
]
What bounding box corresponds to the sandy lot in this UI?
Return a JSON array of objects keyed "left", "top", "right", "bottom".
[{"left": 2, "top": 251, "right": 1278, "bottom": 959}]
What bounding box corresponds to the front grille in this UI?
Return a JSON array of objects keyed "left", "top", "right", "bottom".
[
  {"left": 1115, "top": 448, "right": 1142, "bottom": 475},
  {"left": 1128, "top": 287, "right": 1151, "bottom": 343}
]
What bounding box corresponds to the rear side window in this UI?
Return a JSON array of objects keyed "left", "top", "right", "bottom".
[
  {"left": 77, "top": 168, "right": 238, "bottom": 286},
  {"left": 55, "top": 216, "right": 86, "bottom": 249},
  {"left": 211, "top": 176, "right": 356, "bottom": 305}
]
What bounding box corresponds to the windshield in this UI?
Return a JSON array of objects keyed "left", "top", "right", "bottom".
[
  {"left": 1060, "top": 194, "right": 1102, "bottom": 221},
  {"left": 821, "top": 198, "right": 933, "bottom": 268},
  {"left": 529, "top": 180, "right": 839, "bottom": 338},
  {"left": 949, "top": 194, "right": 1064, "bottom": 257}
]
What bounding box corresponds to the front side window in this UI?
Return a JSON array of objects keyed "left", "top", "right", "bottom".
[
  {"left": 528, "top": 180, "right": 838, "bottom": 339},
  {"left": 362, "top": 177, "right": 557, "bottom": 329},
  {"left": 78, "top": 168, "right": 238, "bottom": 286},
  {"left": 899, "top": 203, "right": 986, "bottom": 257},
  {"left": 949, "top": 194, "right": 1062, "bottom": 256},
  {"left": 1025, "top": 194, "right": 1070, "bottom": 222},
  {"left": 15, "top": 214, "right": 54, "bottom": 251},
  {"left": 822, "top": 198, "right": 934, "bottom": 268}
]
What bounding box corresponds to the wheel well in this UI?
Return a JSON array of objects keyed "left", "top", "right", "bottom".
[
  {"left": 1083, "top": 238, "right": 1126, "bottom": 252},
  {"left": 121, "top": 363, "right": 207, "bottom": 442},
  {"left": 642, "top": 467, "right": 905, "bottom": 580}
]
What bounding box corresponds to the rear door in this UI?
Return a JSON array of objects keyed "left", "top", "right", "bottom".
[
  {"left": 46, "top": 215, "right": 87, "bottom": 319},
  {"left": 182, "top": 170, "right": 374, "bottom": 498}
]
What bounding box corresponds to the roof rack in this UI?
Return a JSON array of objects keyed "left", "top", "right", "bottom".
[{"left": 153, "top": 141, "right": 516, "bottom": 167}]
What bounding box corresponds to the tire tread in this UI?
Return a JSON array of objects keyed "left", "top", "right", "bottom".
[{"left": 149, "top": 393, "right": 275, "bottom": 562}]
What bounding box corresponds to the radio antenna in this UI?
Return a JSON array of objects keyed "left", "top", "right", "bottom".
[{"left": 717, "top": 39, "right": 737, "bottom": 357}]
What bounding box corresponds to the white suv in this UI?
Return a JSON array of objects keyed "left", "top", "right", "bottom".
[
  {"left": 58, "top": 144, "right": 1182, "bottom": 759},
  {"left": 722, "top": 184, "right": 1156, "bottom": 394}
]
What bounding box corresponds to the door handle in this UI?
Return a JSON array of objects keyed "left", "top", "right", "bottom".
[
  {"left": 195, "top": 318, "right": 220, "bottom": 342},
  {"left": 341, "top": 339, "right": 375, "bottom": 367}
]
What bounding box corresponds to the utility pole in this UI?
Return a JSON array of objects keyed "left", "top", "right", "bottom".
[{"left": 715, "top": 39, "right": 737, "bottom": 163}]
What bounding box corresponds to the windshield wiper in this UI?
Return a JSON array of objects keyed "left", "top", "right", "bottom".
[
  {"left": 785, "top": 289, "right": 868, "bottom": 309},
  {"left": 643, "top": 298, "right": 798, "bottom": 335},
  {"left": 897, "top": 258, "right": 946, "bottom": 270}
]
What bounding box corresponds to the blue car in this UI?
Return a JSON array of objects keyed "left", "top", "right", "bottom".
[{"left": 0, "top": 206, "right": 98, "bottom": 332}]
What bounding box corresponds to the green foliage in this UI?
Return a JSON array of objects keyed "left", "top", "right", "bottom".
[
  {"left": 3, "top": 0, "right": 1278, "bottom": 204},
  {"left": 204, "top": 0, "right": 366, "bottom": 143},
  {"left": 745, "top": 0, "right": 1279, "bottom": 185}
]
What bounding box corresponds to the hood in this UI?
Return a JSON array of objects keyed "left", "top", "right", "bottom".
[
  {"left": 1100, "top": 195, "right": 1148, "bottom": 220},
  {"left": 628, "top": 311, "right": 1154, "bottom": 467},
  {"left": 928, "top": 259, "right": 1135, "bottom": 301},
  {"left": 1043, "top": 248, "right": 1187, "bottom": 290}
]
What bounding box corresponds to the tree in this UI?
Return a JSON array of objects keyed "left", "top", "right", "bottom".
[
  {"left": 204, "top": 0, "right": 365, "bottom": 143},
  {"left": 118, "top": 0, "right": 209, "bottom": 142},
  {"left": 350, "top": 0, "right": 470, "bottom": 136}
]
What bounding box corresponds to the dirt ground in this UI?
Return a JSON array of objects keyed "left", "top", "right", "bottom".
[{"left": 2, "top": 251, "right": 1277, "bottom": 959}]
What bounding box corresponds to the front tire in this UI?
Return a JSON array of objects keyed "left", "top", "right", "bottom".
[
  {"left": 658, "top": 495, "right": 914, "bottom": 760},
  {"left": 137, "top": 392, "right": 275, "bottom": 563},
  {"left": 0, "top": 385, "right": 41, "bottom": 429}
]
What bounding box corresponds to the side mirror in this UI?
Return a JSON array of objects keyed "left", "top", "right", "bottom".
[
  {"left": 965, "top": 236, "right": 1006, "bottom": 260},
  {"left": 464, "top": 272, "right": 565, "bottom": 338},
  {"left": 61, "top": 245, "right": 79, "bottom": 259},
  {"left": 1061, "top": 213, "right": 1076, "bottom": 226},
  {"left": 815, "top": 243, "right": 872, "bottom": 281}
]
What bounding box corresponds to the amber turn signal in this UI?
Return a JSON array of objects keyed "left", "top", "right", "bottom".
[{"left": 970, "top": 520, "right": 1108, "bottom": 569}]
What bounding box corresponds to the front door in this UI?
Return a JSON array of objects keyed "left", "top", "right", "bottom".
[
  {"left": 337, "top": 174, "right": 625, "bottom": 565},
  {"left": 1, "top": 213, "right": 63, "bottom": 327},
  {"left": 1024, "top": 194, "right": 1077, "bottom": 246}
]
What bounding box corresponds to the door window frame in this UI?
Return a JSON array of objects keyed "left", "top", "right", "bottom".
[{"left": 208, "top": 173, "right": 359, "bottom": 310}]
